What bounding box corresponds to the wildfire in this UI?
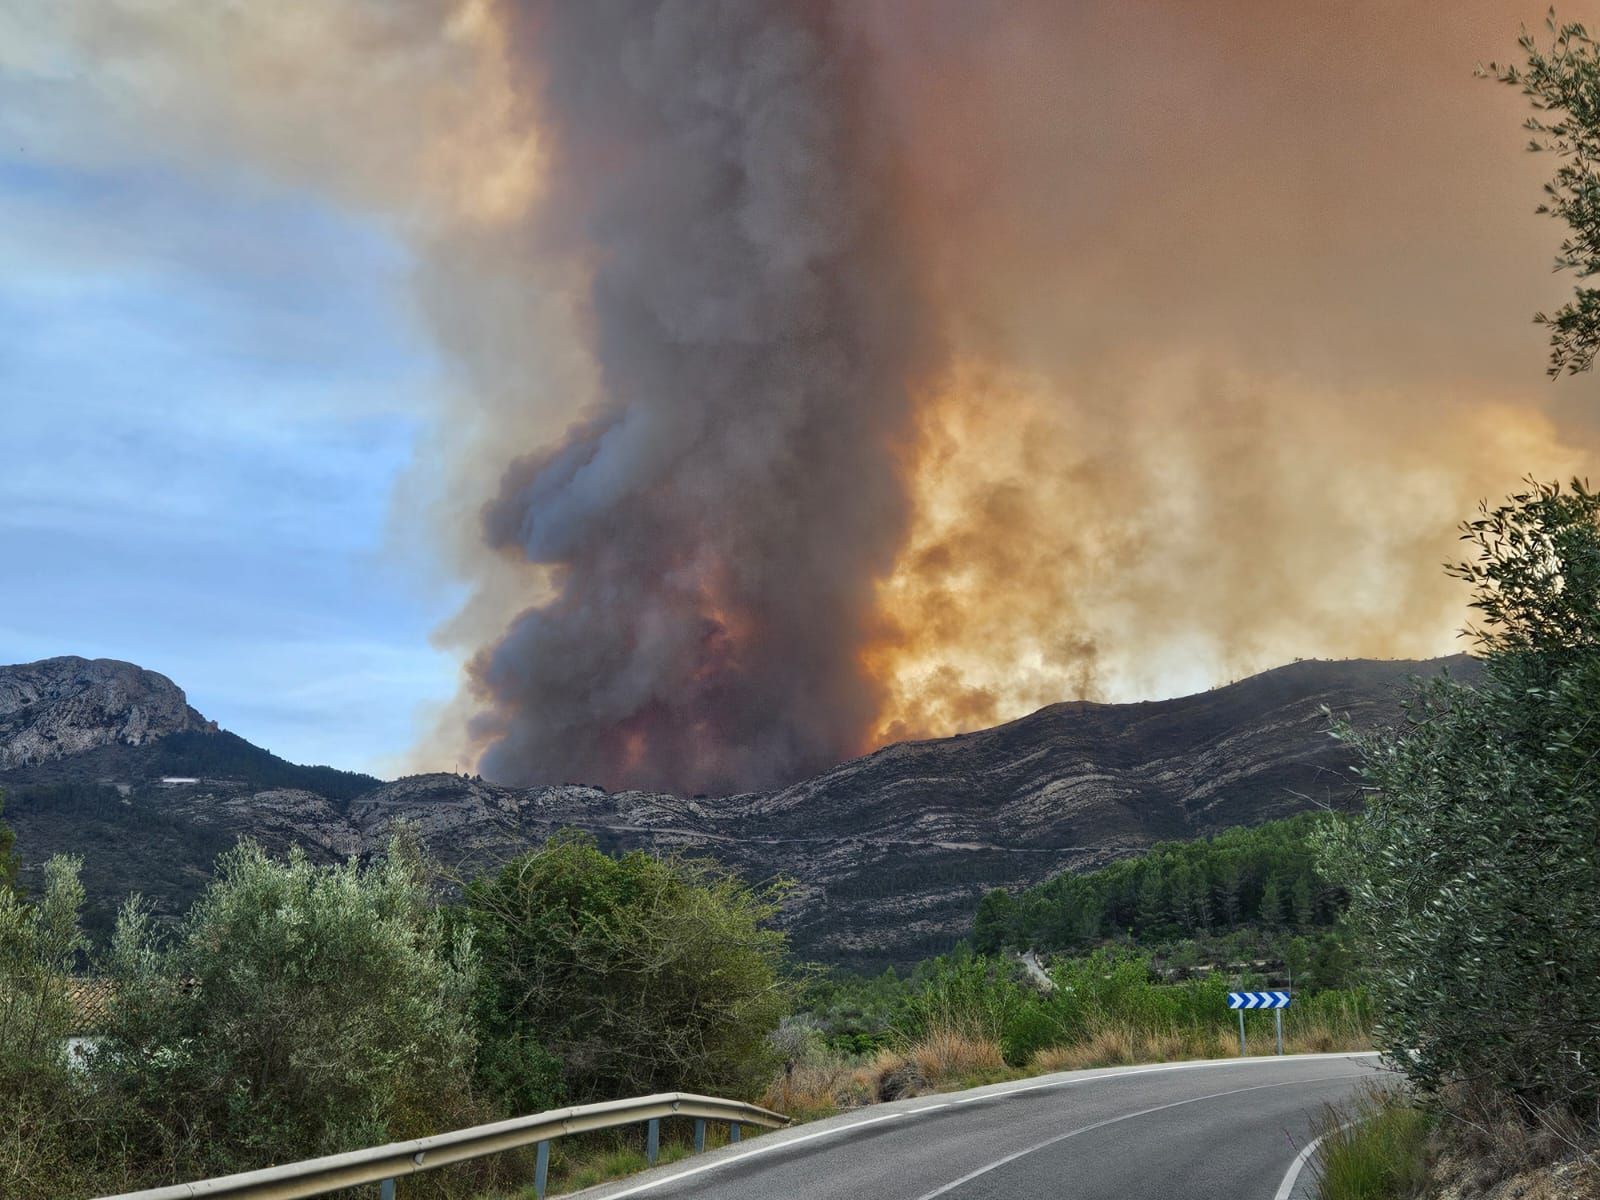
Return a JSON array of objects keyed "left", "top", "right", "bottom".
[{"left": 863, "top": 361, "right": 1592, "bottom": 747}]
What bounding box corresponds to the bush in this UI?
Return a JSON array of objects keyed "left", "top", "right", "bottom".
[
  {"left": 0, "top": 791, "right": 17, "bottom": 893},
  {"left": 1324, "top": 481, "right": 1600, "bottom": 1116},
  {"left": 0, "top": 854, "right": 99, "bottom": 1197},
  {"left": 463, "top": 831, "right": 790, "bottom": 1107},
  {"left": 1001, "top": 999, "right": 1070, "bottom": 1066},
  {"left": 894, "top": 954, "right": 1029, "bottom": 1047},
  {"left": 94, "top": 831, "right": 483, "bottom": 1183}
]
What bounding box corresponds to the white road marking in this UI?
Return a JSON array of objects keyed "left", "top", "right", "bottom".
[
  {"left": 910, "top": 1074, "right": 1351, "bottom": 1200},
  {"left": 1272, "top": 1122, "right": 1354, "bottom": 1200},
  {"left": 594, "top": 1110, "right": 910, "bottom": 1199},
  {"left": 589, "top": 1054, "right": 1380, "bottom": 1198}
]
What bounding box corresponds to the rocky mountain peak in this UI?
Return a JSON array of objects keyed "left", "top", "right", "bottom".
[{"left": 0, "top": 656, "right": 212, "bottom": 770}]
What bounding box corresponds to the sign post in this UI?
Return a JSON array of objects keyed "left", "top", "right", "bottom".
[{"left": 1227, "top": 991, "right": 1291, "bottom": 1056}]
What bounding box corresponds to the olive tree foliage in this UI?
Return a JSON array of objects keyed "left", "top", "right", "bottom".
[
  {"left": 0, "top": 790, "right": 18, "bottom": 893},
  {"left": 463, "top": 832, "right": 791, "bottom": 1109},
  {"left": 1323, "top": 480, "right": 1600, "bottom": 1113},
  {"left": 1486, "top": 14, "right": 1600, "bottom": 376},
  {"left": 0, "top": 854, "right": 95, "bottom": 1196},
  {"left": 97, "top": 831, "right": 482, "bottom": 1180}
]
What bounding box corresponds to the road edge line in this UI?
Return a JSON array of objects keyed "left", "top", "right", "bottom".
[{"left": 1272, "top": 1121, "right": 1354, "bottom": 1200}]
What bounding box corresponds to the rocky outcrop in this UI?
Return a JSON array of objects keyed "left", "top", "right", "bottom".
[
  {"left": 0, "top": 657, "right": 210, "bottom": 770},
  {"left": 1, "top": 654, "right": 1477, "bottom": 968}
]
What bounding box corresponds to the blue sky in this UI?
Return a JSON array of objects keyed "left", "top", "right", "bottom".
[{"left": 0, "top": 150, "right": 461, "bottom": 776}]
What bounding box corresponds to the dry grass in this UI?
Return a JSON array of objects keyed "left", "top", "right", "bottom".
[
  {"left": 1427, "top": 1084, "right": 1600, "bottom": 1200},
  {"left": 762, "top": 1029, "right": 1014, "bottom": 1117},
  {"left": 761, "top": 1054, "right": 874, "bottom": 1120},
  {"left": 1026, "top": 1018, "right": 1367, "bottom": 1075},
  {"left": 907, "top": 1029, "right": 1007, "bottom": 1085},
  {"left": 763, "top": 1014, "right": 1370, "bottom": 1124}
]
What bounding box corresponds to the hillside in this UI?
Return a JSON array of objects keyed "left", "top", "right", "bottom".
[{"left": 0, "top": 654, "right": 1479, "bottom": 968}]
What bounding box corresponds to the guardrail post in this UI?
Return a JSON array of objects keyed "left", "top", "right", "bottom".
[
  {"left": 646, "top": 1118, "right": 660, "bottom": 1166},
  {"left": 534, "top": 1140, "right": 549, "bottom": 1199},
  {"left": 379, "top": 1181, "right": 395, "bottom": 1200},
  {"left": 694, "top": 1118, "right": 706, "bottom": 1153},
  {"left": 729, "top": 1121, "right": 741, "bottom": 1144}
]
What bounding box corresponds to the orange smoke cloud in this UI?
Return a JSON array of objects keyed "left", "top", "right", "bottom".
[
  {"left": 866, "top": 362, "right": 1589, "bottom": 744},
  {"left": 844, "top": 0, "right": 1598, "bottom": 749}
]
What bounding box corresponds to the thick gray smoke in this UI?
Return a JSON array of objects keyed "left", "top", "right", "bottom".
[{"left": 466, "top": 1, "right": 934, "bottom": 794}]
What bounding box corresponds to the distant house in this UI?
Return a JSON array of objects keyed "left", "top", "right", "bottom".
[
  {"left": 64, "top": 977, "right": 114, "bottom": 1067},
  {"left": 158, "top": 776, "right": 198, "bottom": 785}
]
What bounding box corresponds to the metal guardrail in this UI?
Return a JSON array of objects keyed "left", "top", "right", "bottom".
[{"left": 96, "top": 1091, "right": 790, "bottom": 1200}]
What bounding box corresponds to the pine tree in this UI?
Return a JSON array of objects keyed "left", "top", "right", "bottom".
[
  {"left": 1218, "top": 861, "right": 1243, "bottom": 928},
  {"left": 1258, "top": 875, "right": 1285, "bottom": 928},
  {"left": 1291, "top": 874, "right": 1315, "bottom": 930},
  {"left": 1135, "top": 869, "right": 1166, "bottom": 936}
]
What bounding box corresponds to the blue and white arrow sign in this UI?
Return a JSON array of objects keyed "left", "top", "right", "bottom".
[{"left": 1227, "top": 991, "right": 1291, "bottom": 1010}]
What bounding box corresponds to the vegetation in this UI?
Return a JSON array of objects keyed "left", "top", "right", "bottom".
[
  {"left": 770, "top": 945, "right": 1371, "bottom": 1121},
  {"left": 0, "top": 790, "right": 17, "bottom": 893},
  {"left": 461, "top": 831, "right": 790, "bottom": 1111},
  {"left": 0, "top": 853, "right": 92, "bottom": 1196},
  {"left": 973, "top": 813, "right": 1348, "bottom": 956},
  {"left": 1324, "top": 480, "right": 1600, "bottom": 1119},
  {"left": 1485, "top": 14, "right": 1600, "bottom": 376},
  {"left": 3, "top": 781, "right": 238, "bottom": 939},
  {"left": 92, "top": 831, "right": 485, "bottom": 1185},
  {"left": 0, "top": 827, "right": 789, "bottom": 1197},
  {"left": 1312, "top": 1088, "right": 1433, "bottom": 1200},
  {"left": 142, "top": 729, "right": 381, "bottom": 803}
]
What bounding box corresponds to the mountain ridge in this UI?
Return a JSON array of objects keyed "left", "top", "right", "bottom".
[
  {"left": 0, "top": 653, "right": 1479, "bottom": 968},
  {"left": 0, "top": 655, "right": 213, "bottom": 770}
]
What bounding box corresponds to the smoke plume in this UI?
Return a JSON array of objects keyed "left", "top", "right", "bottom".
[{"left": 458, "top": 3, "right": 935, "bottom": 794}]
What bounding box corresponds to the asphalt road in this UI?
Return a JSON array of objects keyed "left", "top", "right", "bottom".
[{"left": 580, "top": 1053, "right": 1386, "bottom": 1200}]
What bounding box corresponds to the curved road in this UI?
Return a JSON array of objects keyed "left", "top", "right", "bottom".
[{"left": 581, "top": 1053, "right": 1386, "bottom": 1200}]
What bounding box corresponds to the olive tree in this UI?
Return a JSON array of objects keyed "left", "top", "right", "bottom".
[
  {"left": 97, "top": 831, "right": 482, "bottom": 1180},
  {"left": 1324, "top": 480, "right": 1600, "bottom": 1114},
  {"left": 1487, "top": 15, "right": 1600, "bottom": 376},
  {"left": 0, "top": 854, "right": 94, "bottom": 1196}
]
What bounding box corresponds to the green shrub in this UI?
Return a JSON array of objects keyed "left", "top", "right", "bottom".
[
  {"left": 1048, "top": 947, "right": 1236, "bottom": 1033},
  {"left": 1000, "top": 998, "right": 1070, "bottom": 1066},
  {"left": 894, "top": 954, "right": 1029, "bottom": 1046},
  {"left": 1324, "top": 481, "right": 1600, "bottom": 1115},
  {"left": 94, "top": 831, "right": 482, "bottom": 1182},
  {"left": 0, "top": 854, "right": 100, "bottom": 1197},
  {"left": 0, "top": 791, "right": 17, "bottom": 893},
  {"left": 463, "top": 831, "right": 790, "bottom": 1106}
]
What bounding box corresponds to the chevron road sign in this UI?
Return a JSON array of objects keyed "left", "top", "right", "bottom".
[
  {"left": 1227, "top": 991, "right": 1291, "bottom": 1010},
  {"left": 1229, "top": 991, "right": 1291, "bottom": 1055}
]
